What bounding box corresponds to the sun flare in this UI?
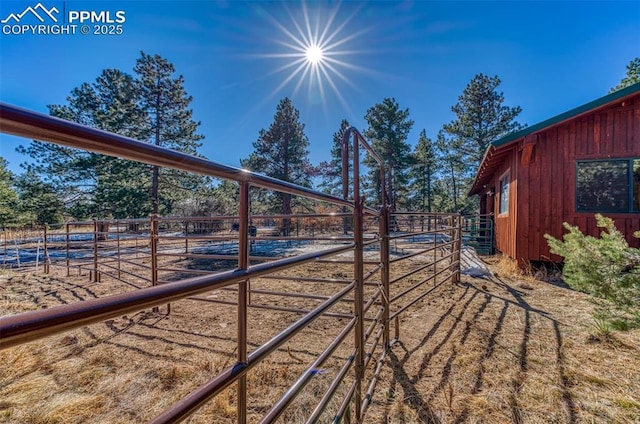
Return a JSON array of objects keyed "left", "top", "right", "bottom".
[
  {"left": 305, "top": 45, "right": 324, "bottom": 65},
  {"left": 253, "top": 2, "right": 370, "bottom": 112}
]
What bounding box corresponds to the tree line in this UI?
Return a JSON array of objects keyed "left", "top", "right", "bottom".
[{"left": 1, "top": 54, "right": 638, "bottom": 228}]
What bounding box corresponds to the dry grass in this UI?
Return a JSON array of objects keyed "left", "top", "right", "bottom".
[
  {"left": 2, "top": 251, "right": 640, "bottom": 423},
  {"left": 367, "top": 254, "right": 640, "bottom": 423},
  {"left": 0, "top": 261, "right": 357, "bottom": 424}
]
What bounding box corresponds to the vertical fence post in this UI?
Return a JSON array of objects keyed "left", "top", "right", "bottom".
[
  {"left": 447, "top": 215, "right": 455, "bottom": 282},
  {"left": 116, "top": 220, "right": 121, "bottom": 279},
  {"left": 247, "top": 218, "right": 252, "bottom": 306},
  {"left": 65, "top": 223, "right": 70, "bottom": 276},
  {"left": 2, "top": 228, "right": 6, "bottom": 269},
  {"left": 92, "top": 220, "right": 98, "bottom": 282},
  {"left": 433, "top": 215, "right": 438, "bottom": 285},
  {"left": 150, "top": 214, "right": 159, "bottom": 312},
  {"left": 237, "top": 182, "right": 250, "bottom": 424},
  {"left": 455, "top": 214, "right": 462, "bottom": 283},
  {"left": 381, "top": 203, "right": 390, "bottom": 349},
  {"left": 352, "top": 133, "right": 365, "bottom": 423},
  {"left": 43, "top": 224, "right": 49, "bottom": 274},
  {"left": 184, "top": 220, "right": 189, "bottom": 254},
  {"left": 14, "top": 233, "right": 20, "bottom": 268},
  {"left": 448, "top": 216, "right": 456, "bottom": 282}
]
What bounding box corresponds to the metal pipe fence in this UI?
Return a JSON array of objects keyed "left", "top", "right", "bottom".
[
  {"left": 0, "top": 102, "right": 461, "bottom": 423},
  {"left": 462, "top": 214, "right": 495, "bottom": 255}
]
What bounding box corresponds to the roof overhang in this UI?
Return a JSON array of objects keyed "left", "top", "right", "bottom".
[
  {"left": 469, "top": 143, "right": 516, "bottom": 195},
  {"left": 469, "top": 82, "right": 640, "bottom": 196}
]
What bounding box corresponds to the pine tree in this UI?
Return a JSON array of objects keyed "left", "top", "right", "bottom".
[
  {"left": 134, "top": 52, "right": 205, "bottom": 215},
  {"left": 241, "top": 98, "right": 312, "bottom": 234},
  {"left": 441, "top": 74, "right": 524, "bottom": 213},
  {"left": 435, "top": 130, "right": 466, "bottom": 212},
  {"left": 546, "top": 215, "right": 640, "bottom": 327},
  {"left": 174, "top": 180, "right": 239, "bottom": 217},
  {"left": 19, "top": 68, "right": 148, "bottom": 219},
  {"left": 0, "top": 159, "right": 19, "bottom": 228},
  {"left": 443, "top": 74, "right": 524, "bottom": 173},
  {"left": 610, "top": 57, "right": 640, "bottom": 93},
  {"left": 15, "top": 168, "right": 63, "bottom": 226},
  {"left": 363, "top": 98, "right": 414, "bottom": 210},
  {"left": 82, "top": 68, "right": 151, "bottom": 218},
  {"left": 19, "top": 54, "right": 207, "bottom": 219},
  {"left": 408, "top": 130, "right": 436, "bottom": 213}
]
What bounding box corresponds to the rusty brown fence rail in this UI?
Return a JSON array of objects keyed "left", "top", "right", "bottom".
[{"left": 0, "top": 102, "right": 461, "bottom": 423}]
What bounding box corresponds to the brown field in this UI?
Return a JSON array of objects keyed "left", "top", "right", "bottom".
[{"left": 1, "top": 253, "right": 639, "bottom": 423}]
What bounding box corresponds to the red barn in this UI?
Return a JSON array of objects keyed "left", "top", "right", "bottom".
[{"left": 469, "top": 82, "right": 640, "bottom": 265}]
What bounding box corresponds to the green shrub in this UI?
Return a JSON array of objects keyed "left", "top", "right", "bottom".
[{"left": 545, "top": 214, "right": 640, "bottom": 328}]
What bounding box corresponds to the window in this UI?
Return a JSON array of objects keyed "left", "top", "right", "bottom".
[
  {"left": 576, "top": 158, "right": 640, "bottom": 213},
  {"left": 499, "top": 172, "right": 509, "bottom": 215}
]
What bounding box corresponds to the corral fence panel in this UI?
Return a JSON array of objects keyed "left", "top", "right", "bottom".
[{"left": 0, "top": 103, "right": 461, "bottom": 423}]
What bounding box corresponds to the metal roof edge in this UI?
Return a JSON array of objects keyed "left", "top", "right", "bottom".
[
  {"left": 492, "top": 81, "right": 640, "bottom": 149},
  {"left": 469, "top": 82, "right": 640, "bottom": 196},
  {"left": 468, "top": 146, "right": 494, "bottom": 196}
]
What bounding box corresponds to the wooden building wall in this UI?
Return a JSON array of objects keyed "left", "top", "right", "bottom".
[
  {"left": 513, "top": 95, "right": 640, "bottom": 263},
  {"left": 490, "top": 146, "right": 519, "bottom": 259}
]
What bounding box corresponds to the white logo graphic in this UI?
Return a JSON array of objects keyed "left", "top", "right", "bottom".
[
  {"left": 2, "top": 2, "right": 125, "bottom": 36},
  {"left": 1, "top": 3, "right": 59, "bottom": 24}
]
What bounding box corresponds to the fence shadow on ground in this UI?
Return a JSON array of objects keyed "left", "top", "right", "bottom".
[{"left": 378, "top": 265, "right": 578, "bottom": 424}]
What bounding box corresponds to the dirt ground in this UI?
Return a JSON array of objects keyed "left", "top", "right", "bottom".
[{"left": 1, "top": 253, "right": 639, "bottom": 423}]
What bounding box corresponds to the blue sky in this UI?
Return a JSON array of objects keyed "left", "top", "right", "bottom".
[{"left": 1, "top": 0, "right": 639, "bottom": 175}]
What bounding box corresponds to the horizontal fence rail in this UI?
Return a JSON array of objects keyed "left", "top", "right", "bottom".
[
  {"left": 0, "top": 103, "right": 352, "bottom": 209},
  {"left": 0, "top": 102, "right": 461, "bottom": 423}
]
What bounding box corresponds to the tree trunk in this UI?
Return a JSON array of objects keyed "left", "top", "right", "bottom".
[
  {"left": 152, "top": 165, "right": 159, "bottom": 215},
  {"left": 427, "top": 165, "right": 432, "bottom": 213},
  {"left": 97, "top": 221, "right": 109, "bottom": 241},
  {"left": 282, "top": 193, "right": 292, "bottom": 236},
  {"left": 450, "top": 161, "right": 458, "bottom": 212}
]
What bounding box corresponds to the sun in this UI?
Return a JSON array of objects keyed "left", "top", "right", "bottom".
[
  {"left": 305, "top": 45, "right": 324, "bottom": 65},
  {"left": 252, "top": 2, "right": 370, "bottom": 112}
]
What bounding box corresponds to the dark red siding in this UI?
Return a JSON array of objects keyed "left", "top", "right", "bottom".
[
  {"left": 488, "top": 94, "right": 640, "bottom": 263},
  {"left": 492, "top": 146, "right": 518, "bottom": 258}
]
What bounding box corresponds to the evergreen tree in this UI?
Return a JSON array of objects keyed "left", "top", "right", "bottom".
[
  {"left": 443, "top": 74, "right": 524, "bottom": 172},
  {"left": 408, "top": 130, "right": 436, "bottom": 213},
  {"left": 211, "top": 180, "right": 241, "bottom": 216},
  {"left": 363, "top": 98, "right": 414, "bottom": 210},
  {"left": 241, "top": 98, "right": 312, "bottom": 234},
  {"left": 15, "top": 168, "right": 63, "bottom": 226},
  {"left": 435, "top": 130, "right": 468, "bottom": 212},
  {"left": 134, "top": 52, "right": 205, "bottom": 215},
  {"left": 0, "top": 159, "right": 19, "bottom": 228},
  {"left": 174, "top": 180, "right": 239, "bottom": 217},
  {"left": 19, "top": 68, "right": 150, "bottom": 219},
  {"left": 441, "top": 74, "right": 524, "bottom": 213},
  {"left": 546, "top": 215, "right": 640, "bottom": 327},
  {"left": 610, "top": 57, "right": 640, "bottom": 93},
  {"left": 431, "top": 177, "right": 456, "bottom": 213},
  {"left": 19, "top": 53, "right": 207, "bottom": 219}
]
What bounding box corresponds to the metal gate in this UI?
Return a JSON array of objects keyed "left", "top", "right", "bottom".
[{"left": 462, "top": 215, "right": 494, "bottom": 255}]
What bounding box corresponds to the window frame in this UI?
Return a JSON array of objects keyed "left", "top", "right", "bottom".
[
  {"left": 498, "top": 170, "right": 510, "bottom": 216},
  {"left": 575, "top": 157, "right": 639, "bottom": 214}
]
